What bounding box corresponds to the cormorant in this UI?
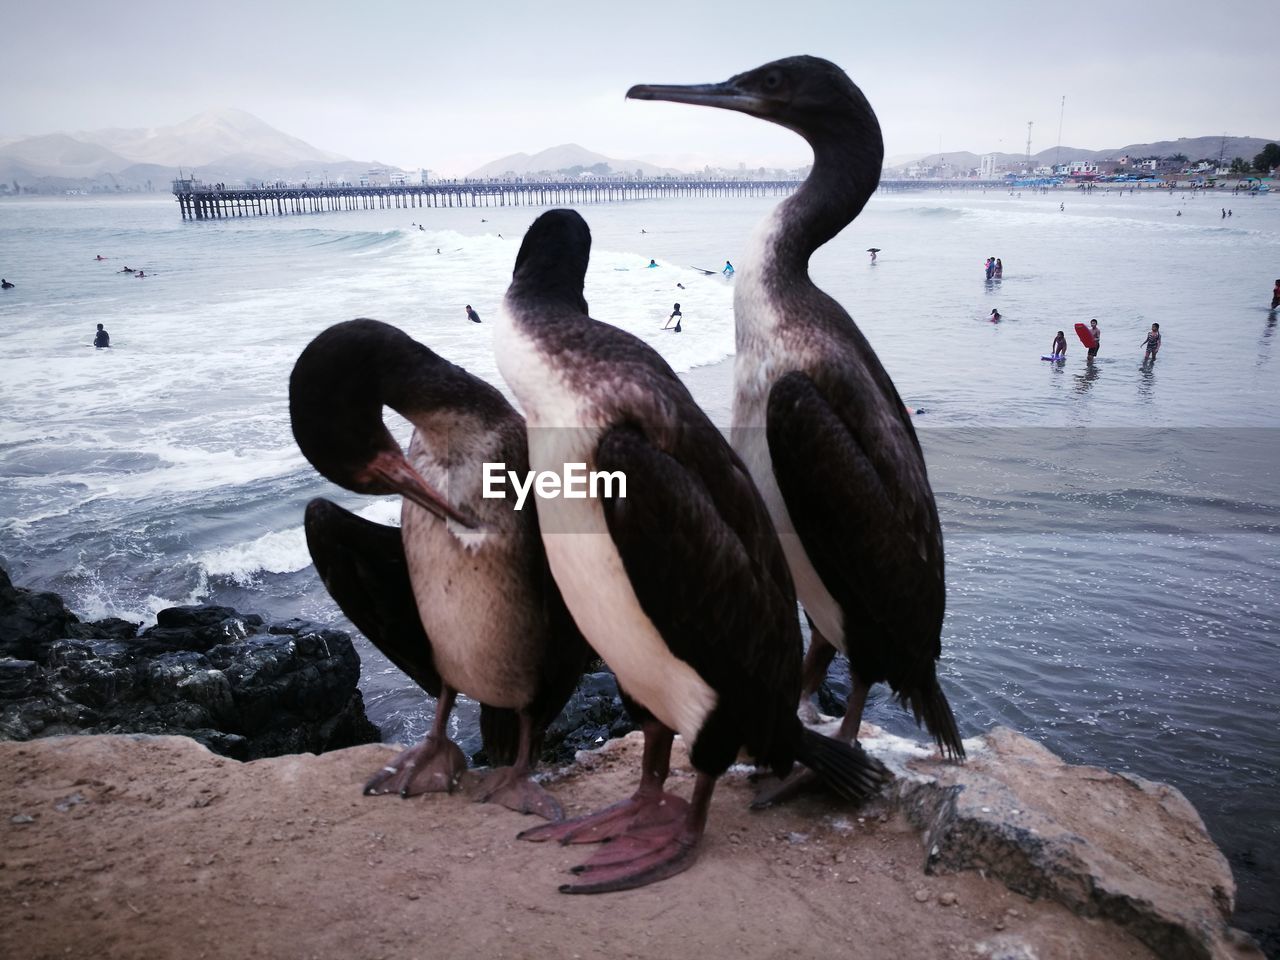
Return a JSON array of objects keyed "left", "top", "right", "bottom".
[
  {"left": 628, "top": 58, "right": 965, "bottom": 783},
  {"left": 291, "top": 319, "right": 589, "bottom": 818},
  {"left": 494, "top": 209, "right": 887, "bottom": 892}
]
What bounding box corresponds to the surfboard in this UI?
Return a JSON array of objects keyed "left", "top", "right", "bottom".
[
  {"left": 1075, "top": 322, "right": 1097, "bottom": 349},
  {"left": 1041, "top": 355, "right": 1065, "bottom": 362},
  {"left": 688, "top": 266, "right": 716, "bottom": 275}
]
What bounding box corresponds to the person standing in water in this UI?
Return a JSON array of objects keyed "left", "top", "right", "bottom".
[
  {"left": 1142, "top": 322, "right": 1162, "bottom": 363},
  {"left": 1271, "top": 279, "right": 1280, "bottom": 311},
  {"left": 1050, "top": 330, "right": 1067, "bottom": 358},
  {"left": 989, "top": 308, "right": 1001, "bottom": 322},
  {"left": 663, "top": 302, "right": 683, "bottom": 332},
  {"left": 994, "top": 258, "right": 1003, "bottom": 279},
  {"left": 722, "top": 260, "right": 734, "bottom": 278},
  {"left": 465, "top": 304, "right": 481, "bottom": 324},
  {"left": 93, "top": 323, "right": 110, "bottom": 348},
  {"left": 1088, "top": 318, "right": 1101, "bottom": 359}
]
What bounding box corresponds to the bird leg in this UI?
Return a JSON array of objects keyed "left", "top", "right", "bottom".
[
  {"left": 557, "top": 771, "right": 715, "bottom": 894},
  {"left": 798, "top": 623, "right": 838, "bottom": 724},
  {"left": 364, "top": 686, "right": 467, "bottom": 798},
  {"left": 747, "top": 640, "right": 870, "bottom": 814},
  {"left": 518, "top": 720, "right": 686, "bottom": 846},
  {"left": 472, "top": 710, "right": 564, "bottom": 821},
  {"left": 837, "top": 671, "right": 871, "bottom": 744}
]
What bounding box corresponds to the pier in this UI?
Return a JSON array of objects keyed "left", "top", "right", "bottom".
[
  {"left": 170, "top": 176, "right": 1024, "bottom": 220},
  {"left": 170, "top": 177, "right": 811, "bottom": 221}
]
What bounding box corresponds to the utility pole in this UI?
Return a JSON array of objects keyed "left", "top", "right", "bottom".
[{"left": 1025, "top": 121, "right": 1033, "bottom": 171}]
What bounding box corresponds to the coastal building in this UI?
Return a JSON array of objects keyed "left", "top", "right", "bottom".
[{"left": 980, "top": 154, "right": 997, "bottom": 178}]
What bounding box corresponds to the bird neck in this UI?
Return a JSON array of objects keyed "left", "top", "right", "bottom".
[{"left": 774, "top": 126, "right": 881, "bottom": 271}]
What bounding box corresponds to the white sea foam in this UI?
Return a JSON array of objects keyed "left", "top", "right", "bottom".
[{"left": 194, "top": 498, "right": 401, "bottom": 585}]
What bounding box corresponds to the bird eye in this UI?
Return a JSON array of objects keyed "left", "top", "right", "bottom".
[{"left": 763, "top": 71, "right": 782, "bottom": 90}]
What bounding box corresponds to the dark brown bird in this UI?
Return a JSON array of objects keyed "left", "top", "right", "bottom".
[
  {"left": 291, "top": 318, "right": 588, "bottom": 819},
  {"left": 628, "top": 58, "right": 964, "bottom": 791}
]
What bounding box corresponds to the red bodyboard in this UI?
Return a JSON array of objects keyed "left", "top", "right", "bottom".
[{"left": 1075, "top": 322, "right": 1097, "bottom": 349}]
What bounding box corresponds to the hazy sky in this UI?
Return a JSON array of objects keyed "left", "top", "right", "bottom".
[{"left": 2, "top": 0, "right": 1273, "bottom": 175}]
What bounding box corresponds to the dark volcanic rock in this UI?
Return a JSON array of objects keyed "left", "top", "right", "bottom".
[
  {"left": 540, "top": 668, "right": 636, "bottom": 765},
  {"left": 0, "top": 567, "right": 379, "bottom": 760}
]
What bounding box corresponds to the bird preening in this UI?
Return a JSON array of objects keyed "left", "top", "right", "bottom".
[{"left": 289, "top": 55, "right": 962, "bottom": 895}]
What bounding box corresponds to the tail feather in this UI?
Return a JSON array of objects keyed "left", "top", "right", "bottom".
[
  {"left": 795, "top": 727, "right": 890, "bottom": 803},
  {"left": 906, "top": 675, "right": 966, "bottom": 761}
]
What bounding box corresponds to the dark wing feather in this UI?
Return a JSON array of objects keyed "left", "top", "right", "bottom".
[
  {"left": 596, "top": 422, "right": 801, "bottom": 776},
  {"left": 303, "top": 498, "right": 442, "bottom": 696},
  {"left": 766, "top": 370, "right": 945, "bottom": 685},
  {"left": 304, "top": 498, "right": 529, "bottom": 764}
]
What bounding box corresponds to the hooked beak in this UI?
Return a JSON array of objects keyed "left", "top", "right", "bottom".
[
  {"left": 626, "top": 80, "right": 769, "bottom": 118},
  {"left": 361, "top": 450, "right": 478, "bottom": 529}
]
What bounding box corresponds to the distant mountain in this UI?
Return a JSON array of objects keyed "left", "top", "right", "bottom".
[
  {"left": 0, "top": 108, "right": 371, "bottom": 193},
  {"left": 0, "top": 134, "right": 132, "bottom": 178},
  {"left": 883, "top": 135, "right": 1278, "bottom": 176},
  {"left": 72, "top": 108, "right": 347, "bottom": 169},
  {"left": 468, "top": 143, "right": 681, "bottom": 178}
]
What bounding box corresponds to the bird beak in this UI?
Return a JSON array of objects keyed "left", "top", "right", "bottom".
[
  {"left": 362, "top": 450, "right": 478, "bottom": 529},
  {"left": 626, "top": 80, "right": 768, "bottom": 118}
]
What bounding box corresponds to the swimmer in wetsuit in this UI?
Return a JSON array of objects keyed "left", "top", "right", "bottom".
[
  {"left": 663, "top": 302, "right": 683, "bottom": 332},
  {"left": 93, "top": 323, "right": 110, "bottom": 348},
  {"left": 465, "top": 304, "right": 482, "bottom": 324}
]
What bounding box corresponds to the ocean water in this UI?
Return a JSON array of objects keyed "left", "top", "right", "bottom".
[{"left": 1, "top": 188, "right": 1277, "bottom": 948}]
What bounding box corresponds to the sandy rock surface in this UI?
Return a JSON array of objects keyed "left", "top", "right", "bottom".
[{"left": 0, "top": 730, "right": 1211, "bottom": 960}]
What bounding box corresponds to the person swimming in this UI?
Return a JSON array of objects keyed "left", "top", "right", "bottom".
[
  {"left": 0, "top": 279, "right": 13, "bottom": 289},
  {"left": 647, "top": 259, "right": 659, "bottom": 268},
  {"left": 93, "top": 323, "right": 110, "bottom": 348},
  {"left": 465, "top": 304, "right": 482, "bottom": 324},
  {"left": 94, "top": 255, "right": 106, "bottom": 261},
  {"left": 989, "top": 308, "right": 1001, "bottom": 322}
]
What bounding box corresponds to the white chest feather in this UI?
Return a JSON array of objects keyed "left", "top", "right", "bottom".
[
  {"left": 731, "top": 210, "right": 846, "bottom": 649},
  {"left": 495, "top": 302, "right": 718, "bottom": 741}
]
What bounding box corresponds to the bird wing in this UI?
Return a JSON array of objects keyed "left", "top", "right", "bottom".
[
  {"left": 305, "top": 497, "right": 531, "bottom": 765},
  {"left": 595, "top": 422, "right": 800, "bottom": 772},
  {"left": 303, "top": 497, "right": 442, "bottom": 697},
  {"left": 765, "top": 370, "right": 944, "bottom": 680}
]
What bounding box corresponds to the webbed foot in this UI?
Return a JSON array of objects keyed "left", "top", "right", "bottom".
[
  {"left": 364, "top": 735, "right": 467, "bottom": 797},
  {"left": 518, "top": 791, "right": 687, "bottom": 845},
  {"left": 473, "top": 767, "right": 563, "bottom": 821}
]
